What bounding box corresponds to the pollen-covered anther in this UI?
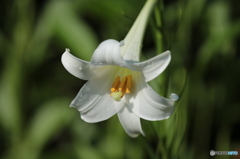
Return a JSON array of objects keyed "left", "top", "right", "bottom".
[
  {"left": 111, "top": 76, "right": 120, "bottom": 92},
  {"left": 118, "top": 76, "right": 127, "bottom": 91},
  {"left": 126, "top": 75, "right": 132, "bottom": 93}
]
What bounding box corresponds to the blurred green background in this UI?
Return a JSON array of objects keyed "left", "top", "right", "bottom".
[{"left": 0, "top": 0, "right": 240, "bottom": 159}]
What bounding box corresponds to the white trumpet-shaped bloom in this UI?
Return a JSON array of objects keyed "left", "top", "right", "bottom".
[{"left": 61, "top": 0, "right": 178, "bottom": 137}]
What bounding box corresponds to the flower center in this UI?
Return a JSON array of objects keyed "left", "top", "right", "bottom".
[{"left": 110, "top": 75, "right": 132, "bottom": 101}]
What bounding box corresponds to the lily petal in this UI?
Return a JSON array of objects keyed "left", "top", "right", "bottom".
[
  {"left": 90, "top": 39, "right": 141, "bottom": 71},
  {"left": 61, "top": 49, "right": 92, "bottom": 80},
  {"left": 91, "top": 39, "right": 126, "bottom": 67},
  {"left": 117, "top": 101, "right": 144, "bottom": 138},
  {"left": 129, "top": 73, "right": 178, "bottom": 121},
  {"left": 134, "top": 51, "right": 171, "bottom": 82},
  {"left": 70, "top": 66, "right": 122, "bottom": 123}
]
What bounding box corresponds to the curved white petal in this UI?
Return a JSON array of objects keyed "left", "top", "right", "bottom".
[
  {"left": 134, "top": 50, "right": 171, "bottom": 82},
  {"left": 127, "top": 72, "right": 178, "bottom": 121},
  {"left": 61, "top": 49, "right": 92, "bottom": 80},
  {"left": 117, "top": 101, "right": 144, "bottom": 138},
  {"left": 91, "top": 39, "right": 126, "bottom": 67},
  {"left": 70, "top": 66, "right": 124, "bottom": 123},
  {"left": 90, "top": 39, "right": 141, "bottom": 71}
]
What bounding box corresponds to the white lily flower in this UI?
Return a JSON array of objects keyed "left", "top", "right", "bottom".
[{"left": 61, "top": 0, "right": 178, "bottom": 138}]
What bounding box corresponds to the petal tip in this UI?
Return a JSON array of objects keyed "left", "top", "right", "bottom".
[
  {"left": 80, "top": 113, "right": 92, "bottom": 123},
  {"left": 170, "top": 93, "right": 179, "bottom": 101},
  {"left": 61, "top": 48, "right": 72, "bottom": 64},
  {"left": 165, "top": 50, "right": 171, "bottom": 54},
  {"left": 69, "top": 103, "right": 77, "bottom": 108},
  {"left": 61, "top": 48, "right": 92, "bottom": 80},
  {"left": 128, "top": 131, "right": 145, "bottom": 138},
  {"left": 163, "top": 50, "right": 171, "bottom": 59},
  {"left": 65, "top": 48, "right": 70, "bottom": 53}
]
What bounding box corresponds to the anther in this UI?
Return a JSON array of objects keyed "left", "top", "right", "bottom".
[
  {"left": 120, "top": 83, "right": 126, "bottom": 98},
  {"left": 126, "top": 75, "right": 132, "bottom": 93},
  {"left": 111, "top": 76, "right": 120, "bottom": 92},
  {"left": 118, "top": 76, "right": 127, "bottom": 91}
]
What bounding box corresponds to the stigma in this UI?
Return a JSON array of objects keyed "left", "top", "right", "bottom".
[{"left": 110, "top": 75, "right": 132, "bottom": 101}]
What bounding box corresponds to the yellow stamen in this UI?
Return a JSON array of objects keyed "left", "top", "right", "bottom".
[
  {"left": 111, "top": 76, "right": 120, "bottom": 92},
  {"left": 118, "top": 76, "right": 127, "bottom": 91},
  {"left": 126, "top": 75, "right": 132, "bottom": 93},
  {"left": 110, "top": 74, "right": 132, "bottom": 101},
  {"left": 115, "top": 81, "right": 121, "bottom": 92}
]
